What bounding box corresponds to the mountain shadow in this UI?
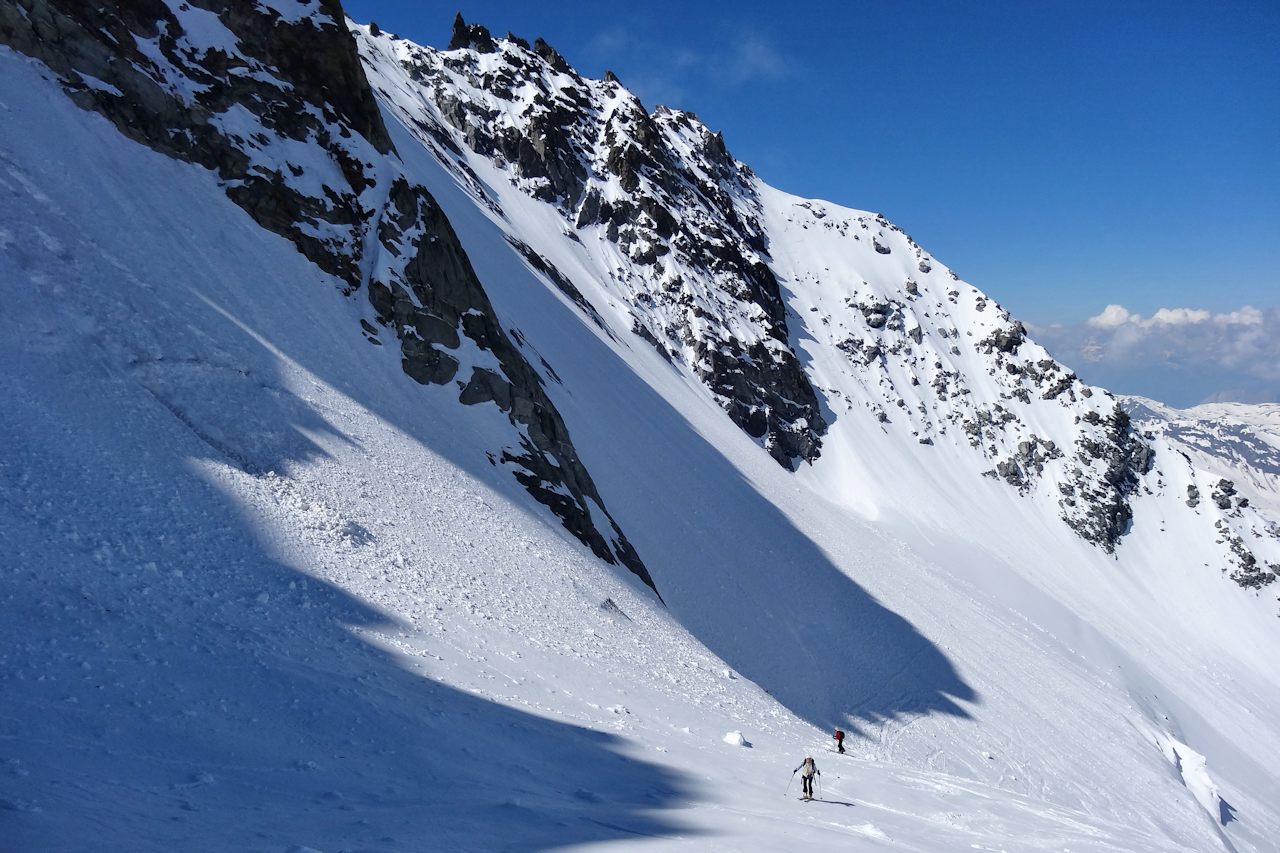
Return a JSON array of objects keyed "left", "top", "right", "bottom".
[{"left": 0, "top": 74, "right": 693, "bottom": 850}]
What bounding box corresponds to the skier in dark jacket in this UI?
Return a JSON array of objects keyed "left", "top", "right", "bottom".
[
  {"left": 794, "top": 756, "right": 820, "bottom": 800},
  {"left": 833, "top": 728, "right": 845, "bottom": 754}
]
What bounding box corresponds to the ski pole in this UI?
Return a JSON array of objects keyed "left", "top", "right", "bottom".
[
  {"left": 817, "top": 775, "right": 823, "bottom": 800},
  {"left": 785, "top": 771, "right": 795, "bottom": 796}
]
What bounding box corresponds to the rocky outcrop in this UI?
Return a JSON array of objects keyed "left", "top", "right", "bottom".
[
  {"left": 1215, "top": 521, "right": 1278, "bottom": 590},
  {"left": 1058, "top": 406, "right": 1153, "bottom": 552},
  {"left": 985, "top": 437, "right": 1063, "bottom": 493},
  {"left": 447, "top": 12, "right": 495, "bottom": 53},
  {"left": 2, "top": 0, "right": 659, "bottom": 597}
]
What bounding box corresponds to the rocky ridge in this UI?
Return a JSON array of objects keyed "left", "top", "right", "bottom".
[
  {"left": 355, "top": 18, "right": 1155, "bottom": 552},
  {"left": 760, "top": 192, "right": 1156, "bottom": 553},
  {"left": 4, "top": 0, "right": 1271, "bottom": 600},
  {"left": 361, "top": 15, "right": 824, "bottom": 467},
  {"left": 0, "top": 0, "right": 658, "bottom": 595}
]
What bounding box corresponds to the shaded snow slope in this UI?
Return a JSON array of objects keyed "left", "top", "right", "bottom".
[
  {"left": 3, "top": 5, "right": 1280, "bottom": 851},
  {"left": 0, "top": 0, "right": 660, "bottom": 596},
  {"left": 0, "top": 49, "right": 733, "bottom": 849}
]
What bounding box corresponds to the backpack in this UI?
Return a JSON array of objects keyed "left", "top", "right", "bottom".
[{"left": 834, "top": 729, "right": 844, "bottom": 740}]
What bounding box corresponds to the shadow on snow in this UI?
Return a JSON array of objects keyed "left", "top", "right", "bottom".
[
  {"left": 1, "top": 57, "right": 975, "bottom": 851},
  {"left": 0, "top": 89, "right": 694, "bottom": 850}
]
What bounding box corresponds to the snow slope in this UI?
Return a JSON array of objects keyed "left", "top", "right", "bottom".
[{"left": 2, "top": 6, "right": 1279, "bottom": 852}]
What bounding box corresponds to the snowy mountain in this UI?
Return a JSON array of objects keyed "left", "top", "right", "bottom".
[
  {"left": 354, "top": 15, "right": 1274, "bottom": 574},
  {"left": 3, "top": 3, "right": 1279, "bottom": 851},
  {"left": 1124, "top": 397, "right": 1280, "bottom": 589}
]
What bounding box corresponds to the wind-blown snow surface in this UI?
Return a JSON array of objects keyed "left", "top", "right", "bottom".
[{"left": 2, "top": 31, "right": 1278, "bottom": 853}]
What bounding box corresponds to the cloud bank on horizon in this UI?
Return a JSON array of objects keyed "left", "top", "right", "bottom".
[{"left": 1032, "top": 304, "right": 1280, "bottom": 409}]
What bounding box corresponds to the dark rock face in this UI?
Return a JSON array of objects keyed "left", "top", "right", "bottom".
[
  {"left": 987, "top": 437, "right": 1063, "bottom": 493},
  {"left": 978, "top": 322, "right": 1027, "bottom": 355},
  {"left": 3, "top": 0, "right": 659, "bottom": 597},
  {"left": 1058, "top": 406, "right": 1153, "bottom": 552},
  {"left": 1211, "top": 479, "right": 1237, "bottom": 511},
  {"left": 373, "top": 31, "right": 827, "bottom": 467},
  {"left": 1, "top": 0, "right": 390, "bottom": 283}
]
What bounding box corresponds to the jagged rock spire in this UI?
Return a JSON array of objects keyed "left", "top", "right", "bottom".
[
  {"left": 532, "top": 36, "right": 571, "bottom": 73},
  {"left": 448, "top": 12, "right": 496, "bottom": 53}
]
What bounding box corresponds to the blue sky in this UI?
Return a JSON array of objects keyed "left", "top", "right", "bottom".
[{"left": 344, "top": 2, "right": 1279, "bottom": 405}]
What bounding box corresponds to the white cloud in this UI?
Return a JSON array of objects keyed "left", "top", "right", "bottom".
[
  {"left": 1033, "top": 304, "right": 1280, "bottom": 406},
  {"left": 1087, "top": 303, "right": 1223, "bottom": 329},
  {"left": 1214, "top": 305, "right": 1264, "bottom": 326},
  {"left": 1086, "top": 304, "right": 1134, "bottom": 328},
  {"left": 1147, "top": 307, "right": 1209, "bottom": 326}
]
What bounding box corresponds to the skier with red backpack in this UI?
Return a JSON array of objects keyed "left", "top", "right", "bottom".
[{"left": 833, "top": 727, "right": 845, "bottom": 754}]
